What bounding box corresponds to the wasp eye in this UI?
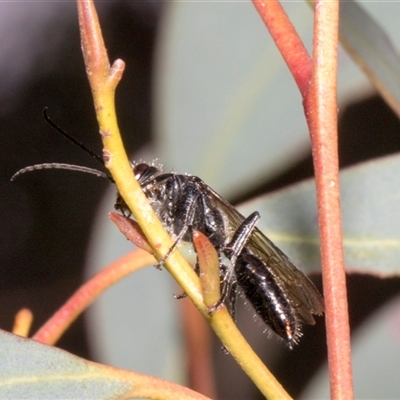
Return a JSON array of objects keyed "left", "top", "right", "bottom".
[
  {"left": 133, "top": 163, "right": 150, "bottom": 179},
  {"left": 133, "top": 163, "right": 161, "bottom": 184}
]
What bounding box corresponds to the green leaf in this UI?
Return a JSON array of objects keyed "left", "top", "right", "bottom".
[
  {"left": 0, "top": 329, "right": 207, "bottom": 400},
  {"left": 339, "top": 0, "right": 400, "bottom": 117},
  {"left": 0, "top": 330, "right": 131, "bottom": 399},
  {"left": 238, "top": 154, "right": 400, "bottom": 276}
]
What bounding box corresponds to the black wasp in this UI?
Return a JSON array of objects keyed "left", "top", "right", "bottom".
[{"left": 12, "top": 111, "right": 324, "bottom": 348}]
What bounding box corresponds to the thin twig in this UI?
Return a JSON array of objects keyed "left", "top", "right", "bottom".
[
  {"left": 33, "top": 249, "right": 154, "bottom": 345},
  {"left": 253, "top": 0, "right": 353, "bottom": 398},
  {"left": 76, "top": 0, "right": 300, "bottom": 398},
  {"left": 304, "top": 1, "right": 354, "bottom": 398},
  {"left": 252, "top": 0, "right": 312, "bottom": 97}
]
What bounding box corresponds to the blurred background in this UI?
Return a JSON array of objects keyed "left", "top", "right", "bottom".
[{"left": 2, "top": 1, "right": 400, "bottom": 398}]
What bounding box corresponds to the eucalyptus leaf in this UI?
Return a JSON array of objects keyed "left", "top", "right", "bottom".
[
  {"left": 238, "top": 154, "right": 400, "bottom": 276},
  {"left": 339, "top": 0, "right": 400, "bottom": 117},
  {"left": 0, "top": 330, "right": 131, "bottom": 399}
]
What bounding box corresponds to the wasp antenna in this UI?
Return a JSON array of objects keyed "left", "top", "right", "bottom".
[
  {"left": 43, "top": 108, "right": 104, "bottom": 167},
  {"left": 11, "top": 163, "right": 113, "bottom": 182}
]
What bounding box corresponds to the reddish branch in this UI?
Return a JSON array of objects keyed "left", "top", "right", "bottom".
[
  {"left": 252, "top": 0, "right": 354, "bottom": 398},
  {"left": 33, "top": 249, "right": 154, "bottom": 345}
]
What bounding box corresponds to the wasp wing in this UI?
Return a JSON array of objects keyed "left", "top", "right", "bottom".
[{"left": 201, "top": 183, "right": 324, "bottom": 325}]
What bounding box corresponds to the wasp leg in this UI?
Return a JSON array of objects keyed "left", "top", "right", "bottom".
[
  {"left": 208, "top": 211, "right": 260, "bottom": 315},
  {"left": 156, "top": 188, "right": 200, "bottom": 269},
  {"left": 174, "top": 292, "right": 187, "bottom": 300}
]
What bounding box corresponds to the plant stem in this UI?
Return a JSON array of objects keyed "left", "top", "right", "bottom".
[
  {"left": 253, "top": 1, "right": 354, "bottom": 398},
  {"left": 12, "top": 309, "right": 33, "bottom": 338},
  {"left": 77, "top": 0, "right": 203, "bottom": 314},
  {"left": 33, "top": 249, "right": 154, "bottom": 345},
  {"left": 305, "top": 1, "right": 354, "bottom": 398},
  {"left": 252, "top": 0, "right": 312, "bottom": 97},
  {"left": 76, "top": 1, "right": 293, "bottom": 398}
]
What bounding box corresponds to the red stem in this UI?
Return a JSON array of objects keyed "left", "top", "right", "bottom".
[
  {"left": 252, "top": 0, "right": 312, "bottom": 97},
  {"left": 305, "top": 1, "right": 354, "bottom": 398},
  {"left": 253, "top": 0, "right": 354, "bottom": 398},
  {"left": 33, "top": 249, "right": 154, "bottom": 345}
]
